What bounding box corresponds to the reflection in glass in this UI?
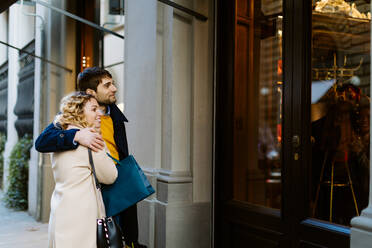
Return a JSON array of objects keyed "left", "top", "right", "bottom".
[
  {"left": 232, "top": 0, "right": 283, "bottom": 209},
  {"left": 256, "top": 25, "right": 283, "bottom": 209},
  {"left": 311, "top": 0, "right": 370, "bottom": 225}
]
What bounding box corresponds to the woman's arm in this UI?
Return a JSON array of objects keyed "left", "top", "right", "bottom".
[{"left": 92, "top": 148, "right": 118, "bottom": 184}]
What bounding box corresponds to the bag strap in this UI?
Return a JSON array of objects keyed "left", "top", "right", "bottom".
[
  {"left": 88, "top": 148, "right": 101, "bottom": 189},
  {"left": 88, "top": 148, "right": 105, "bottom": 218},
  {"left": 106, "top": 152, "right": 120, "bottom": 164}
]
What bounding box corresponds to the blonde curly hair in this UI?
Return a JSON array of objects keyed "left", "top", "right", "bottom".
[{"left": 54, "top": 92, "right": 96, "bottom": 130}]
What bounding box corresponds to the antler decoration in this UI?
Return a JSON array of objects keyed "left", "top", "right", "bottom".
[{"left": 313, "top": 53, "right": 363, "bottom": 80}]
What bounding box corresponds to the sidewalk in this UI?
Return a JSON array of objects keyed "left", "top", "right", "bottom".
[{"left": 0, "top": 191, "right": 48, "bottom": 248}]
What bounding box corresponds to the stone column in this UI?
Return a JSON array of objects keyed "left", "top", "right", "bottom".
[
  {"left": 28, "top": 2, "right": 46, "bottom": 219},
  {"left": 154, "top": 2, "right": 211, "bottom": 247},
  {"left": 124, "top": 0, "right": 158, "bottom": 247},
  {"left": 3, "top": 5, "right": 20, "bottom": 191},
  {"left": 124, "top": 0, "right": 213, "bottom": 247},
  {"left": 0, "top": 11, "right": 8, "bottom": 133},
  {"left": 191, "top": 0, "right": 213, "bottom": 204},
  {"left": 124, "top": 0, "right": 159, "bottom": 168}
]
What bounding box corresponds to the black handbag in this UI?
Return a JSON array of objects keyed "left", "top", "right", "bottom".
[
  {"left": 88, "top": 149, "right": 124, "bottom": 248},
  {"left": 96, "top": 217, "right": 123, "bottom": 248}
]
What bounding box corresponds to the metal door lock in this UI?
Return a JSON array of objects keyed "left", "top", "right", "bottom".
[{"left": 292, "top": 135, "right": 300, "bottom": 148}]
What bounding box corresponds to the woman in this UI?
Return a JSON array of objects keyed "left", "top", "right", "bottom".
[{"left": 48, "top": 92, "right": 118, "bottom": 248}]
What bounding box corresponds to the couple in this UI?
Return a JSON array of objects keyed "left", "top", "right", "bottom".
[{"left": 35, "top": 67, "right": 146, "bottom": 248}]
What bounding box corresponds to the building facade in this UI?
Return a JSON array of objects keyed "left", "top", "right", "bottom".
[{"left": 1, "top": 0, "right": 372, "bottom": 247}]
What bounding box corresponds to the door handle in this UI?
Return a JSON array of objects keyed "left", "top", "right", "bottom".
[{"left": 292, "top": 135, "right": 300, "bottom": 160}]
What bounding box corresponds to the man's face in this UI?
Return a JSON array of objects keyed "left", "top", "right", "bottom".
[{"left": 91, "top": 77, "right": 117, "bottom": 105}]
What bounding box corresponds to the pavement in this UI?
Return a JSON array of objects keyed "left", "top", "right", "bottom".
[{"left": 0, "top": 191, "right": 48, "bottom": 248}]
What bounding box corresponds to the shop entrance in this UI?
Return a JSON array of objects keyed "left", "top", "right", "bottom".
[{"left": 214, "top": 0, "right": 370, "bottom": 247}]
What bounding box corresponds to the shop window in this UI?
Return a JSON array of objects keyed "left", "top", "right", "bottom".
[{"left": 311, "top": 0, "right": 370, "bottom": 226}]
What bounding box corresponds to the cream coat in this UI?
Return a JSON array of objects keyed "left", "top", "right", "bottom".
[{"left": 48, "top": 145, "right": 118, "bottom": 248}]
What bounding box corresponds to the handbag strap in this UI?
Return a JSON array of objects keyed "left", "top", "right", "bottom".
[
  {"left": 88, "top": 148, "right": 105, "bottom": 218},
  {"left": 88, "top": 148, "right": 101, "bottom": 189},
  {"left": 106, "top": 152, "right": 120, "bottom": 164}
]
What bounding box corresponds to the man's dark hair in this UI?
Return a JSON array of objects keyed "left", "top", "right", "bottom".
[{"left": 77, "top": 67, "right": 112, "bottom": 91}]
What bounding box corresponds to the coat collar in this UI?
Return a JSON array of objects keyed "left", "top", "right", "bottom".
[{"left": 109, "top": 104, "right": 128, "bottom": 123}]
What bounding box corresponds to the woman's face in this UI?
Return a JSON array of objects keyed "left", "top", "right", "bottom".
[{"left": 83, "top": 98, "right": 102, "bottom": 127}]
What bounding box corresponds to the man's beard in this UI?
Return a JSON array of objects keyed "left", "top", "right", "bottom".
[{"left": 97, "top": 96, "right": 116, "bottom": 105}]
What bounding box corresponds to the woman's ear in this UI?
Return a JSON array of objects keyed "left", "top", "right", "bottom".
[{"left": 86, "top": 89, "right": 96, "bottom": 96}]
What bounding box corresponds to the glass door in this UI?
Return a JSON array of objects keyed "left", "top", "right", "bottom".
[
  {"left": 215, "top": 0, "right": 288, "bottom": 247},
  {"left": 310, "top": 0, "right": 370, "bottom": 227},
  {"left": 295, "top": 0, "right": 370, "bottom": 247}
]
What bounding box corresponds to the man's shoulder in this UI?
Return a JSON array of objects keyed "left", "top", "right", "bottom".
[
  {"left": 52, "top": 122, "right": 63, "bottom": 130},
  {"left": 42, "top": 122, "right": 62, "bottom": 132}
]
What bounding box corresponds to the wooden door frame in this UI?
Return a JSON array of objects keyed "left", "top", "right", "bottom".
[{"left": 214, "top": 0, "right": 351, "bottom": 247}]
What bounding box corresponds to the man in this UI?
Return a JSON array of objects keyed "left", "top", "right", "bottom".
[{"left": 35, "top": 67, "right": 146, "bottom": 248}]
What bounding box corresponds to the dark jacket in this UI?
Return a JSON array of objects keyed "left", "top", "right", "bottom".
[{"left": 35, "top": 104, "right": 129, "bottom": 160}]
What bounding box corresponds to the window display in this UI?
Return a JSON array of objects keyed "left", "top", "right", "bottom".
[
  {"left": 315, "top": 0, "right": 370, "bottom": 19},
  {"left": 311, "top": 0, "right": 370, "bottom": 225}
]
